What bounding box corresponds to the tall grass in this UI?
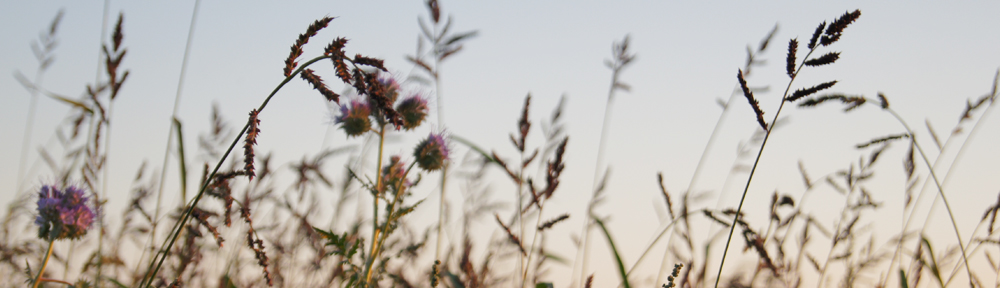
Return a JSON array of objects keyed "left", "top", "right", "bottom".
[{"left": 3, "top": 4, "right": 999, "bottom": 288}]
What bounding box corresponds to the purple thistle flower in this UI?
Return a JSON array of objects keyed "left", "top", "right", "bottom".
[
  {"left": 414, "top": 132, "right": 450, "bottom": 171},
  {"left": 35, "top": 185, "right": 95, "bottom": 241},
  {"left": 396, "top": 94, "right": 429, "bottom": 130},
  {"left": 335, "top": 99, "right": 372, "bottom": 137}
]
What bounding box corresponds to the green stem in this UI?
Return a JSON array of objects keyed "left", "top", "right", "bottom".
[
  {"left": 33, "top": 240, "right": 55, "bottom": 288},
  {"left": 365, "top": 160, "right": 419, "bottom": 287},
  {"left": 362, "top": 124, "right": 387, "bottom": 287}
]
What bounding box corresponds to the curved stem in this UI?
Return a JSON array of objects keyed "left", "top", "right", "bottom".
[
  {"left": 883, "top": 108, "right": 973, "bottom": 287},
  {"left": 138, "top": 55, "right": 332, "bottom": 288},
  {"left": 713, "top": 46, "right": 818, "bottom": 288},
  {"left": 32, "top": 240, "right": 55, "bottom": 288}
]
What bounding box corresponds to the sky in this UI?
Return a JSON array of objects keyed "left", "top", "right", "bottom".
[{"left": 2, "top": 1, "right": 1000, "bottom": 287}]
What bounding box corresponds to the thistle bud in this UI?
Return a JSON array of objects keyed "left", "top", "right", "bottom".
[
  {"left": 336, "top": 100, "right": 372, "bottom": 137},
  {"left": 396, "top": 94, "right": 429, "bottom": 130},
  {"left": 381, "top": 155, "right": 410, "bottom": 192},
  {"left": 414, "top": 133, "right": 449, "bottom": 171},
  {"left": 379, "top": 75, "right": 401, "bottom": 104}
]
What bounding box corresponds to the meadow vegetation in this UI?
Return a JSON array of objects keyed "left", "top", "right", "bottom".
[{"left": 3, "top": 2, "right": 999, "bottom": 288}]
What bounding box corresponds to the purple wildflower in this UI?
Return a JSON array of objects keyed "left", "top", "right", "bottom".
[
  {"left": 35, "top": 185, "right": 95, "bottom": 241},
  {"left": 336, "top": 99, "right": 372, "bottom": 137},
  {"left": 414, "top": 133, "right": 450, "bottom": 171},
  {"left": 396, "top": 94, "right": 429, "bottom": 130}
]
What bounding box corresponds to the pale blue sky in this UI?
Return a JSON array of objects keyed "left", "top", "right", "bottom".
[{"left": 2, "top": 1, "right": 1000, "bottom": 287}]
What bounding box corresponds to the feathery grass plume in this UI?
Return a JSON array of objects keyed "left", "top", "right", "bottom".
[
  {"left": 537, "top": 214, "right": 569, "bottom": 231},
  {"left": 300, "top": 69, "right": 339, "bottom": 103},
  {"left": 821, "top": 10, "right": 862, "bottom": 46},
  {"left": 804, "top": 52, "right": 841, "bottom": 66},
  {"left": 786, "top": 80, "right": 838, "bottom": 102},
  {"left": 786, "top": 39, "right": 798, "bottom": 78},
  {"left": 495, "top": 213, "right": 527, "bottom": 256},
  {"left": 585, "top": 274, "right": 594, "bottom": 288},
  {"left": 284, "top": 17, "right": 334, "bottom": 77},
  {"left": 737, "top": 69, "right": 768, "bottom": 130},
  {"left": 244, "top": 109, "right": 260, "bottom": 181}
]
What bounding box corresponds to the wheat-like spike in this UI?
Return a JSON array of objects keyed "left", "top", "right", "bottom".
[
  {"left": 786, "top": 38, "right": 798, "bottom": 78},
  {"left": 657, "top": 173, "right": 675, "bottom": 219},
  {"left": 353, "top": 54, "right": 387, "bottom": 71},
  {"left": 821, "top": 10, "right": 862, "bottom": 46},
  {"left": 856, "top": 133, "right": 910, "bottom": 149},
  {"left": 538, "top": 214, "right": 570, "bottom": 231},
  {"left": 300, "top": 69, "right": 340, "bottom": 103},
  {"left": 737, "top": 69, "right": 767, "bottom": 130},
  {"left": 807, "top": 22, "right": 826, "bottom": 49},
  {"left": 804, "top": 52, "right": 840, "bottom": 66},
  {"left": 495, "top": 214, "right": 527, "bottom": 256},
  {"left": 244, "top": 109, "right": 260, "bottom": 181},
  {"left": 283, "top": 17, "right": 335, "bottom": 77},
  {"left": 787, "top": 80, "right": 838, "bottom": 102},
  {"left": 877, "top": 92, "right": 889, "bottom": 109}
]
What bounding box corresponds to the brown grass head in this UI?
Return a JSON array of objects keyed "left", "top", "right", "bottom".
[
  {"left": 786, "top": 80, "right": 838, "bottom": 103},
  {"left": 244, "top": 109, "right": 260, "bottom": 181},
  {"left": 284, "top": 17, "right": 335, "bottom": 77},
  {"left": 494, "top": 213, "right": 527, "bottom": 256},
  {"left": 300, "top": 69, "right": 340, "bottom": 103},
  {"left": 537, "top": 214, "right": 569, "bottom": 231},
  {"left": 786, "top": 38, "right": 798, "bottom": 78},
  {"left": 804, "top": 52, "right": 840, "bottom": 67},
  {"left": 821, "top": 10, "right": 862, "bottom": 46},
  {"left": 511, "top": 95, "right": 531, "bottom": 152},
  {"left": 241, "top": 193, "right": 272, "bottom": 286},
  {"left": 808, "top": 22, "right": 826, "bottom": 49},
  {"left": 737, "top": 69, "right": 768, "bottom": 130}
]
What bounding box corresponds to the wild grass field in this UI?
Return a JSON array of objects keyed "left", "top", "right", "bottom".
[{"left": 2, "top": 1, "right": 1000, "bottom": 287}]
